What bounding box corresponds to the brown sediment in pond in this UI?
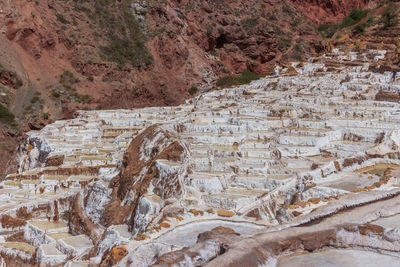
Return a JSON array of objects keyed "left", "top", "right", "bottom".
[{"left": 357, "top": 163, "right": 400, "bottom": 175}]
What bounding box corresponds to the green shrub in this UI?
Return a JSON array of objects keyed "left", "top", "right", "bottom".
[
  {"left": 291, "top": 17, "right": 302, "bottom": 28},
  {"left": 101, "top": 36, "right": 153, "bottom": 67},
  {"left": 101, "top": 10, "right": 152, "bottom": 66},
  {"left": 216, "top": 70, "right": 264, "bottom": 88},
  {"left": 340, "top": 8, "right": 369, "bottom": 28},
  {"left": 241, "top": 17, "right": 259, "bottom": 31},
  {"left": 73, "top": 93, "right": 93, "bottom": 103},
  {"left": 60, "top": 70, "right": 79, "bottom": 90},
  {"left": 267, "top": 13, "right": 278, "bottom": 21},
  {"left": 30, "top": 96, "right": 40, "bottom": 103},
  {"left": 208, "top": 49, "right": 217, "bottom": 56},
  {"left": 0, "top": 104, "right": 16, "bottom": 127},
  {"left": 51, "top": 89, "right": 61, "bottom": 98},
  {"left": 381, "top": 3, "right": 399, "bottom": 29},
  {"left": 353, "top": 22, "right": 367, "bottom": 35},
  {"left": 72, "top": 0, "right": 153, "bottom": 67},
  {"left": 272, "top": 25, "right": 284, "bottom": 35},
  {"left": 292, "top": 43, "right": 305, "bottom": 61},
  {"left": 318, "top": 8, "right": 369, "bottom": 38},
  {"left": 282, "top": 4, "right": 293, "bottom": 15},
  {"left": 318, "top": 23, "right": 338, "bottom": 38},
  {"left": 188, "top": 86, "right": 198, "bottom": 96},
  {"left": 278, "top": 38, "right": 292, "bottom": 52},
  {"left": 56, "top": 14, "right": 69, "bottom": 24},
  {"left": 87, "top": 76, "right": 94, "bottom": 82},
  {"left": 43, "top": 113, "right": 50, "bottom": 119},
  {"left": 318, "top": 24, "right": 332, "bottom": 32}
]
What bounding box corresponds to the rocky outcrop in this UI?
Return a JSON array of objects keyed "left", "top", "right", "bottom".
[
  {"left": 153, "top": 226, "right": 241, "bottom": 266},
  {"left": 290, "top": 0, "right": 371, "bottom": 24},
  {"left": 101, "top": 125, "right": 189, "bottom": 234},
  {"left": 17, "top": 136, "right": 51, "bottom": 173},
  {"left": 0, "top": 126, "right": 18, "bottom": 179},
  {"left": 375, "top": 90, "right": 400, "bottom": 103},
  {"left": 205, "top": 192, "right": 400, "bottom": 267},
  {"left": 45, "top": 155, "right": 64, "bottom": 167}
]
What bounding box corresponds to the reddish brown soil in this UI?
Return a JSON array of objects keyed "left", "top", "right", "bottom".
[
  {"left": 375, "top": 90, "right": 400, "bottom": 103},
  {"left": 153, "top": 226, "right": 241, "bottom": 266},
  {"left": 5, "top": 231, "right": 28, "bottom": 243},
  {"left": 0, "top": 215, "right": 26, "bottom": 229},
  {"left": 68, "top": 193, "right": 100, "bottom": 242},
  {"left": 100, "top": 245, "right": 129, "bottom": 267},
  {"left": 290, "top": 0, "right": 371, "bottom": 24},
  {"left": 152, "top": 220, "right": 393, "bottom": 267},
  {"left": 0, "top": 126, "right": 19, "bottom": 179}
]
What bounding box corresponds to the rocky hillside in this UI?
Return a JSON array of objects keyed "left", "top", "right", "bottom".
[
  {"left": 0, "top": 0, "right": 381, "bottom": 177},
  {"left": 291, "top": 0, "right": 372, "bottom": 24}
]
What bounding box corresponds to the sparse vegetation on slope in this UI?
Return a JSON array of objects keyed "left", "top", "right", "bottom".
[
  {"left": 72, "top": 0, "right": 153, "bottom": 67},
  {"left": 188, "top": 86, "right": 198, "bottom": 96},
  {"left": 216, "top": 70, "right": 265, "bottom": 89},
  {"left": 51, "top": 70, "right": 92, "bottom": 104},
  {"left": 381, "top": 2, "right": 399, "bottom": 29},
  {"left": 0, "top": 104, "right": 16, "bottom": 128},
  {"left": 0, "top": 65, "right": 23, "bottom": 90},
  {"left": 59, "top": 70, "right": 79, "bottom": 90},
  {"left": 318, "top": 8, "right": 370, "bottom": 38},
  {"left": 341, "top": 8, "right": 370, "bottom": 28},
  {"left": 318, "top": 1, "right": 400, "bottom": 41}
]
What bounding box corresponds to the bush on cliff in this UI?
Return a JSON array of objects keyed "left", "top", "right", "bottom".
[
  {"left": 188, "top": 86, "right": 199, "bottom": 96},
  {"left": 0, "top": 104, "right": 16, "bottom": 127},
  {"left": 381, "top": 3, "right": 399, "bottom": 29},
  {"left": 340, "top": 8, "right": 369, "bottom": 28},
  {"left": 318, "top": 8, "right": 369, "bottom": 38},
  {"left": 216, "top": 70, "right": 264, "bottom": 88}
]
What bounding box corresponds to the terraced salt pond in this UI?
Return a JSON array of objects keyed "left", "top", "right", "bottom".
[
  {"left": 322, "top": 174, "right": 380, "bottom": 191},
  {"left": 373, "top": 213, "right": 400, "bottom": 229},
  {"left": 2, "top": 46, "right": 400, "bottom": 266},
  {"left": 156, "top": 220, "right": 263, "bottom": 247},
  {"left": 278, "top": 249, "right": 400, "bottom": 267},
  {"left": 357, "top": 163, "right": 400, "bottom": 175}
]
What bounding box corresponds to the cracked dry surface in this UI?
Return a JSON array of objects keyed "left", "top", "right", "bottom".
[{"left": 2, "top": 44, "right": 400, "bottom": 266}]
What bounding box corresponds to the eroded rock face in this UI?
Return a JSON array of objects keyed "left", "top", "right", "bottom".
[
  {"left": 45, "top": 155, "right": 64, "bottom": 167},
  {"left": 153, "top": 226, "right": 240, "bottom": 267},
  {"left": 18, "top": 136, "right": 51, "bottom": 172},
  {"left": 0, "top": 127, "right": 18, "bottom": 179},
  {"left": 101, "top": 125, "right": 188, "bottom": 234}
]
